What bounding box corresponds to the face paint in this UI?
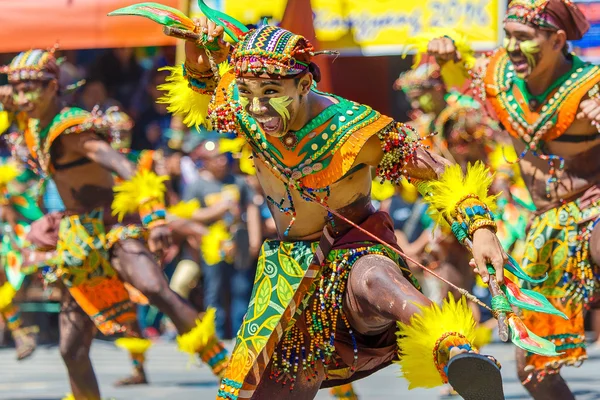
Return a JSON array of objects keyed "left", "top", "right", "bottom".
[
  {"left": 504, "top": 37, "right": 518, "bottom": 53},
  {"left": 418, "top": 93, "right": 434, "bottom": 113},
  {"left": 12, "top": 88, "right": 42, "bottom": 104},
  {"left": 268, "top": 96, "right": 293, "bottom": 132},
  {"left": 519, "top": 40, "right": 541, "bottom": 70},
  {"left": 239, "top": 96, "right": 249, "bottom": 109},
  {"left": 250, "top": 97, "right": 262, "bottom": 114}
]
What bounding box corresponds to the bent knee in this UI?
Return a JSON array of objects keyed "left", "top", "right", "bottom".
[
  {"left": 350, "top": 254, "right": 408, "bottom": 293},
  {"left": 60, "top": 339, "right": 90, "bottom": 364}
]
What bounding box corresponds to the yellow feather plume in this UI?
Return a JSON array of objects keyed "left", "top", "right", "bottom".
[
  {"left": 201, "top": 221, "right": 232, "bottom": 265},
  {"left": 0, "top": 111, "right": 12, "bottom": 135},
  {"left": 157, "top": 66, "right": 212, "bottom": 129},
  {"left": 239, "top": 144, "right": 255, "bottom": 175},
  {"left": 61, "top": 394, "right": 75, "bottom": 400},
  {"left": 167, "top": 199, "right": 201, "bottom": 220},
  {"left": 176, "top": 307, "right": 217, "bottom": 354},
  {"left": 403, "top": 28, "right": 477, "bottom": 88},
  {"left": 395, "top": 295, "right": 477, "bottom": 389},
  {"left": 0, "top": 163, "right": 20, "bottom": 189},
  {"left": 473, "top": 325, "right": 493, "bottom": 349},
  {"left": 219, "top": 137, "right": 246, "bottom": 154},
  {"left": 218, "top": 60, "right": 233, "bottom": 76},
  {"left": 416, "top": 162, "right": 498, "bottom": 227},
  {"left": 0, "top": 282, "right": 16, "bottom": 311},
  {"left": 371, "top": 180, "right": 395, "bottom": 202},
  {"left": 115, "top": 337, "right": 152, "bottom": 354},
  {"left": 111, "top": 170, "right": 168, "bottom": 222},
  {"left": 157, "top": 61, "right": 233, "bottom": 130}
]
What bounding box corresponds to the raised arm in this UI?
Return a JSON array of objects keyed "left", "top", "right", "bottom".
[{"left": 157, "top": 17, "right": 233, "bottom": 131}]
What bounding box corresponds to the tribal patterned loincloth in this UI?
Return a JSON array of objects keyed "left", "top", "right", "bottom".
[
  {"left": 55, "top": 208, "right": 144, "bottom": 335},
  {"left": 521, "top": 197, "right": 600, "bottom": 372}
]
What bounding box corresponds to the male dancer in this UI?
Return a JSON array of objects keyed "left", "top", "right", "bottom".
[
  {"left": 428, "top": 1, "right": 600, "bottom": 398},
  {"left": 110, "top": 3, "right": 526, "bottom": 398},
  {"left": 1, "top": 49, "right": 228, "bottom": 399}
]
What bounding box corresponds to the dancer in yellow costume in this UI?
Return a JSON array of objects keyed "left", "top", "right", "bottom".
[
  {"left": 427, "top": 1, "right": 600, "bottom": 398},
  {"left": 0, "top": 48, "right": 228, "bottom": 400},
  {"left": 108, "top": 2, "right": 574, "bottom": 399}
]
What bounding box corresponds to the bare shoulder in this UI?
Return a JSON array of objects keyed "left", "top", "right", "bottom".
[{"left": 356, "top": 134, "right": 384, "bottom": 167}]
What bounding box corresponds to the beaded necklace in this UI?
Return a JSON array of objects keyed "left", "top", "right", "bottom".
[
  {"left": 230, "top": 84, "right": 379, "bottom": 235},
  {"left": 492, "top": 53, "right": 597, "bottom": 198}
]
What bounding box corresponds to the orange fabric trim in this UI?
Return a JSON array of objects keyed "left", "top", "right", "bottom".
[
  {"left": 68, "top": 275, "right": 137, "bottom": 335},
  {"left": 300, "top": 115, "right": 393, "bottom": 188},
  {"left": 485, "top": 49, "right": 600, "bottom": 141},
  {"left": 137, "top": 150, "right": 155, "bottom": 173},
  {"left": 45, "top": 115, "right": 90, "bottom": 148},
  {"left": 24, "top": 128, "right": 37, "bottom": 159},
  {"left": 24, "top": 114, "right": 91, "bottom": 160},
  {"left": 553, "top": 77, "right": 600, "bottom": 141}
]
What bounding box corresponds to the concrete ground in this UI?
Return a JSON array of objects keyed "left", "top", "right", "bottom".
[{"left": 1, "top": 340, "right": 599, "bottom": 399}]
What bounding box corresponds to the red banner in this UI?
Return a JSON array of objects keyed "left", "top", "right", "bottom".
[{"left": 0, "top": 0, "right": 178, "bottom": 52}]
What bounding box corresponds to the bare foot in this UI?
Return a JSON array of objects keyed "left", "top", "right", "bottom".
[
  {"left": 113, "top": 371, "right": 148, "bottom": 386},
  {"left": 13, "top": 326, "right": 38, "bottom": 361}
]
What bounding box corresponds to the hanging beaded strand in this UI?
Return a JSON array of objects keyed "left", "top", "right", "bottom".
[{"left": 271, "top": 247, "right": 385, "bottom": 388}]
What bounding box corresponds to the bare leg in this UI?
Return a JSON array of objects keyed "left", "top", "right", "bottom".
[
  {"left": 2, "top": 303, "right": 37, "bottom": 360},
  {"left": 344, "top": 254, "right": 432, "bottom": 332},
  {"left": 111, "top": 239, "right": 228, "bottom": 376},
  {"left": 59, "top": 291, "right": 100, "bottom": 400},
  {"left": 114, "top": 319, "right": 148, "bottom": 386},
  {"left": 515, "top": 348, "right": 574, "bottom": 400},
  {"left": 250, "top": 358, "right": 325, "bottom": 400},
  {"left": 345, "top": 254, "right": 500, "bottom": 399},
  {"left": 111, "top": 239, "right": 198, "bottom": 333}
]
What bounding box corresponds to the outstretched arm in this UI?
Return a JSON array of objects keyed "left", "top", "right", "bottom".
[
  {"left": 362, "top": 130, "right": 506, "bottom": 283},
  {"left": 61, "top": 131, "right": 136, "bottom": 180}
]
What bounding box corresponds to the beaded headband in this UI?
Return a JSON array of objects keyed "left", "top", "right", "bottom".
[
  {"left": 232, "top": 25, "right": 317, "bottom": 78},
  {"left": 394, "top": 63, "right": 442, "bottom": 93},
  {"left": 100, "top": 106, "right": 134, "bottom": 132},
  {"left": 505, "top": 0, "right": 560, "bottom": 31},
  {"left": 1, "top": 46, "right": 62, "bottom": 83}
]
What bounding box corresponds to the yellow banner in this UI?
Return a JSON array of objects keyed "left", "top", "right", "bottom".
[{"left": 191, "top": 0, "right": 503, "bottom": 55}]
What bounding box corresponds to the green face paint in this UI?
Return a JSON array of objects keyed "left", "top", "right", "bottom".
[{"left": 268, "top": 96, "right": 293, "bottom": 133}]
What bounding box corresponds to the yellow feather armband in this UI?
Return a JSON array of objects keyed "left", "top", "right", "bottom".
[
  {"left": 416, "top": 162, "right": 497, "bottom": 241},
  {"left": 115, "top": 337, "right": 152, "bottom": 354},
  {"left": 157, "top": 65, "right": 213, "bottom": 129},
  {"left": 112, "top": 170, "right": 168, "bottom": 229},
  {"left": 167, "top": 199, "right": 200, "bottom": 220},
  {"left": 396, "top": 295, "right": 477, "bottom": 388}
]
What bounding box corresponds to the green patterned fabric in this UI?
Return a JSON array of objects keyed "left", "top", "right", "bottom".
[
  {"left": 236, "top": 240, "right": 319, "bottom": 346},
  {"left": 55, "top": 208, "right": 143, "bottom": 287}
]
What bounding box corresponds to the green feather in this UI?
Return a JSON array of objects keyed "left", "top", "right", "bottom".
[
  {"left": 505, "top": 254, "right": 547, "bottom": 284},
  {"left": 503, "top": 283, "right": 568, "bottom": 319},
  {"left": 508, "top": 317, "right": 561, "bottom": 357},
  {"left": 108, "top": 3, "right": 195, "bottom": 30},
  {"left": 197, "top": 0, "right": 249, "bottom": 42}
]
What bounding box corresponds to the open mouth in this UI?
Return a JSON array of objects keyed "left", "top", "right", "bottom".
[
  {"left": 509, "top": 56, "right": 529, "bottom": 75},
  {"left": 254, "top": 116, "right": 283, "bottom": 136}
]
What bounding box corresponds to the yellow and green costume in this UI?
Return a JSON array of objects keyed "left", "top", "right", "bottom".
[{"left": 108, "top": 2, "right": 567, "bottom": 398}]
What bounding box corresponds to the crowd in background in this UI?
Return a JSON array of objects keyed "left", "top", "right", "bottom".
[{"left": 1, "top": 44, "right": 599, "bottom": 348}]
